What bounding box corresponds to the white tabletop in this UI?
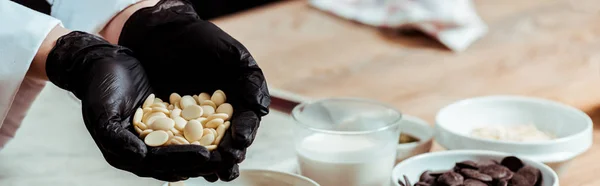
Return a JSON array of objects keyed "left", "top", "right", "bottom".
[{"left": 0, "top": 84, "right": 299, "bottom": 186}]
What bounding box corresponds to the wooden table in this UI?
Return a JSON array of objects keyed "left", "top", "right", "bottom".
[{"left": 213, "top": 0, "right": 600, "bottom": 185}]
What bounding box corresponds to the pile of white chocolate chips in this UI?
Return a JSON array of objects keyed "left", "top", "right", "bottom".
[{"left": 132, "top": 90, "right": 233, "bottom": 150}]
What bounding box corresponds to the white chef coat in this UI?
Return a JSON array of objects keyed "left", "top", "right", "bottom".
[{"left": 0, "top": 0, "right": 140, "bottom": 149}]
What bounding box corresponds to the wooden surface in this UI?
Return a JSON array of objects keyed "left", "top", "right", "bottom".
[{"left": 213, "top": 0, "right": 600, "bottom": 185}]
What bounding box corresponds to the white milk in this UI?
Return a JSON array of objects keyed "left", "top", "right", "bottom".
[{"left": 296, "top": 133, "right": 396, "bottom": 186}]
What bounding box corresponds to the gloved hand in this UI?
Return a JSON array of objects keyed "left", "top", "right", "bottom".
[
  {"left": 46, "top": 31, "right": 218, "bottom": 182},
  {"left": 118, "top": 0, "right": 271, "bottom": 181}
]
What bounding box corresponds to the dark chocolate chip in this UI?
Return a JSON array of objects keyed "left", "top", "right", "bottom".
[
  {"left": 420, "top": 170, "right": 438, "bottom": 184},
  {"left": 477, "top": 160, "right": 499, "bottom": 167},
  {"left": 415, "top": 182, "right": 432, "bottom": 186},
  {"left": 501, "top": 156, "right": 525, "bottom": 172},
  {"left": 514, "top": 166, "right": 541, "bottom": 186},
  {"left": 437, "top": 172, "right": 464, "bottom": 186},
  {"left": 453, "top": 166, "right": 462, "bottom": 173},
  {"left": 430, "top": 170, "right": 447, "bottom": 177},
  {"left": 456, "top": 160, "right": 479, "bottom": 170},
  {"left": 463, "top": 179, "right": 487, "bottom": 186},
  {"left": 404, "top": 175, "right": 412, "bottom": 186},
  {"left": 480, "top": 164, "right": 514, "bottom": 180},
  {"left": 509, "top": 173, "right": 531, "bottom": 186},
  {"left": 460, "top": 169, "right": 493, "bottom": 182},
  {"left": 496, "top": 179, "right": 508, "bottom": 186},
  {"left": 398, "top": 178, "right": 406, "bottom": 186}
]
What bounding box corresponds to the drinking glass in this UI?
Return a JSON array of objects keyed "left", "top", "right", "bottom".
[{"left": 292, "top": 98, "right": 402, "bottom": 186}]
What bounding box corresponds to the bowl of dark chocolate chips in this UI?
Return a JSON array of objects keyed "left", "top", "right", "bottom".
[{"left": 392, "top": 150, "right": 558, "bottom": 186}]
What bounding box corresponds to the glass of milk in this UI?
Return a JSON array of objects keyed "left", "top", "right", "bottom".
[{"left": 292, "top": 98, "right": 402, "bottom": 186}]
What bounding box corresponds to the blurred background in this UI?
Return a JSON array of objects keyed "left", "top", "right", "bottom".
[{"left": 3, "top": 0, "right": 600, "bottom": 186}]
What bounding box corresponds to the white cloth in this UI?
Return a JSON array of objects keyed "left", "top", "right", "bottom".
[
  {"left": 309, "top": 0, "right": 488, "bottom": 52},
  {"left": 0, "top": 0, "right": 140, "bottom": 148},
  {"left": 0, "top": 0, "right": 60, "bottom": 148},
  {"left": 47, "top": 0, "right": 141, "bottom": 34}
]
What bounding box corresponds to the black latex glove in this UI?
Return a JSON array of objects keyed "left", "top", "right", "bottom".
[
  {"left": 46, "top": 31, "right": 218, "bottom": 182},
  {"left": 119, "top": 0, "right": 271, "bottom": 181}
]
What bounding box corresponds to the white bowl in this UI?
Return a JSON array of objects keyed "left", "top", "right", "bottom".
[
  {"left": 435, "top": 95, "right": 593, "bottom": 175},
  {"left": 396, "top": 115, "right": 434, "bottom": 163},
  {"left": 163, "top": 169, "right": 319, "bottom": 186},
  {"left": 391, "top": 150, "right": 559, "bottom": 186}
]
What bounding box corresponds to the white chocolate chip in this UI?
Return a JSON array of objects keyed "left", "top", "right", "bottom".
[
  {"left": 143, "top": 94, "right": 155, "bottom": 108},
  {"left": 201, "top": 105, "right": 215, "bottom": 117},
  {"left": 175, "top": 132, "right": 184, "bottom": 137},
  {"left": 170, "top": 93, "right": 182, "bottom": 104},
  {"left": 171, "top": 136, "right": 189, "bottom": 145},
  {"left": 142, "top": 107, "right": 152, "bottom": 114},
  {"left": 133, "top": 108, "right": 144, "bottom": 125},
  {"left": 184, "top": 120, "right": 204, "bottom": 142},
  {"left": 169, "top": 139, "right": 181, "bottom": 145},
  {"left": 196, "top": 117, "right": 208, "bottom": 126},
  {"left": 146, "top": 112, "right": 168, "bottom": 127},
  {"left": 140, "top": 129, "right": 154, "bottom": 138},
  {"left": 142, "top": 113, "right": 150, "bottom": 123},
  {"left": 152, "top": 107, "right": 170, "bottom": 115},
  {"left": 164, "top": 139, "right": 172, "bottom": 146},
  {"left": 167, "top": 130, "right": 174, "bottom": 139},
  {"left": 170, "top": 128, "right": 182, "bottom": 136},
  {"left": 205, "top": 118, "right": 224, "bottom": 128},
  {"left": 200, "top": 100, "right": 217, "bottom": 109},
  {"left": 170, "top": 108, "right": 182, "bottom": 119},
  {"left": 152, "top": 118, "right": 175, "bottom": 131},
  {"left": 145, "top": 131, "right": 169, "bottom": 147},
  {"left": 214, "top": 124, "right": 226, "bottom": 145},
  {"left": 209, "top": 128, "right": 217, "bottom": 137},
  {"left": 192, "top": 95, "right": 199, "bottom": 103},
  {"left": 181, "top": 105, "right": 203, "bottom": 120},
  {"left": 173, "top": 117, "right": 187, "bottom": 131},
  {"left": 197, "top": 93, "right": 211, "bottom": 103},
  {"left": 134, "top": 92, "right": 234, "bottom": 148},
  {"left": 134, "top": 122, "right": 148, "bottom": 130},
  {"left": 180, "top": 96, "right": 197, "bottom": 109},
  {"left": 207, "top": 113, "right": 228, "bottom": 122},
  {"left": 216, "top": 103, "right": 233, "bottom": 119},
  {"left": 205, "top": 145, "right": 217, "bottom": 151},
  {"left": 135, "top": 126, "right": 143, "bottom": 134},
  {"left": 211, "top": 90, "right": 226, "bottom": 106},
  {"left": 202, "top": 129, "right": 213, "bottom": 137},
  {"left": 152, "top": 102, "right": 166, "bottom": 109},
  {"left": 199, "top": 133, "right": 215, "bottom": 146}
]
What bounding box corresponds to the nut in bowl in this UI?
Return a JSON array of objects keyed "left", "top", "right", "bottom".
[
  {"left": 392, "top": 150, "right": 558, "bottom": 186},
  {"left": 396, "top": 115, "right": 434, "bottom": 163},
  {"left": 435, "top": 95, "right": 593, "bottom": 175}
]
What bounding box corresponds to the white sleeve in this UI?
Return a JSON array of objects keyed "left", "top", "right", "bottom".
[
  {"left": 0, "top": 0, "right": 61, "bottom": 148},
  {"left": 48, "top": 0, "right": 141, "bottom": 33}
]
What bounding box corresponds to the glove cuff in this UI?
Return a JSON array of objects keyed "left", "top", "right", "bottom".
[{"left": 46, "top": 31, "right": 128, "bottom": 98}]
